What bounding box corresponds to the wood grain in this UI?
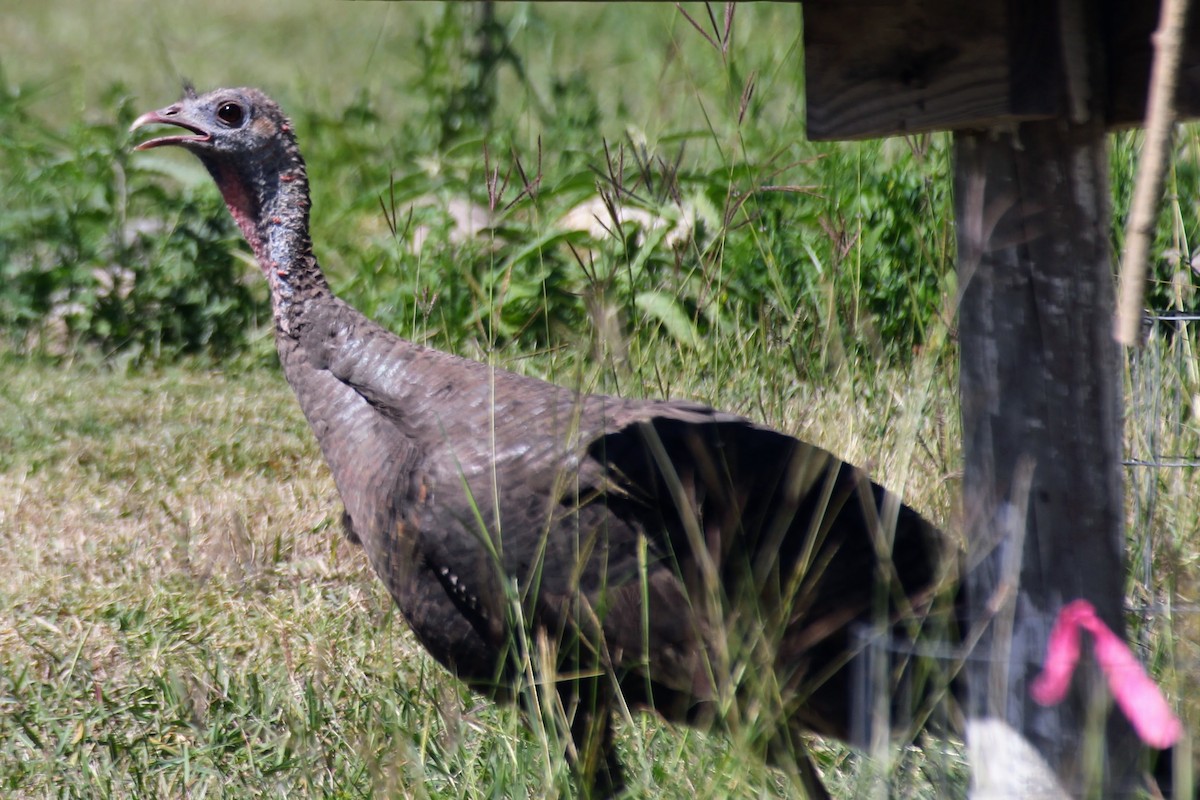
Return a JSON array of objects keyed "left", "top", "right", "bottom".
[
  {"left": 802, "top": 0, "right": 1200, "bottom": 139},
  {"left": 803, "top": 0, "right": 1059, "bottom": 140},
  {"left": 955, "top": 118, "right": 1141, "bottom": 795}
]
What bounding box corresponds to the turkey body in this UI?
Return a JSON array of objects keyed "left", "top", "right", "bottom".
[{"left": 132, "top": 86, "right": 954, "bottom": 799}]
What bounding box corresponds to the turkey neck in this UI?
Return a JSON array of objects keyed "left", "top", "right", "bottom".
[{"left": 206, "top": 140, "right": 329, "bottom": 335}]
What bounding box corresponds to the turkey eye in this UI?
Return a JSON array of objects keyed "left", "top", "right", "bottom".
[{"left": 216, "top": 102, "right": 245, "bottom": 127}]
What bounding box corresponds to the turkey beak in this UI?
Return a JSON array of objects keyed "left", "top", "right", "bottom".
[{"left": 130, "top": 106, "right": 211, "bottom": 150}]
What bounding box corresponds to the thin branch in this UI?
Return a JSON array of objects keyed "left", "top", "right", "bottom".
[{"left": 1114, "top": 0, "right": 1191, "bottom": 346}]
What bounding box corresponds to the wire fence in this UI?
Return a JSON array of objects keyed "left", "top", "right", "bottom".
[
  {"left": 838, "top": 311, "right": 1200, "bottom": 796},
  {"left": 1128, "top": 312, "right": 1200, "bottom": 602},
  {"left": 1124, "top": 312, "right": 1198, "bottom": 796}
]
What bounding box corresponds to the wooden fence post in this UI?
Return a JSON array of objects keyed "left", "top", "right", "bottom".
[{"left": 955, "top": 117, "right": 1140, "bottom": 795}]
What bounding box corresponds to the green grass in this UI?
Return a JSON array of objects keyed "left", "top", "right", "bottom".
[
  {"left": 2, "top": 1, "right": 952, "bottom": 369},
  {"left": 1, "top": 1, "right": 1197, "bottom": 797},
  {"left": 0, "top": 347, "right": 964, "bottom": 798}
]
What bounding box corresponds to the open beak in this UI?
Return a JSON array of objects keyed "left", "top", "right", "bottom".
[{"left": 129, "top": 107, "right": 211, "bottom": 150}]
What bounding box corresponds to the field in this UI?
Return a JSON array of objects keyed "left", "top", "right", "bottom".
[{"left": 0, "top": 2, "right": 1196, "bottom": 797}]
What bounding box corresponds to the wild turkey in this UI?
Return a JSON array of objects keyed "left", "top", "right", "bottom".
[{"left": 132, "top": 86, "right": 956, "bottom": 799}]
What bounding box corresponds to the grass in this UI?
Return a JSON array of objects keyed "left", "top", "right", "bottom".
[
  {"left": 1, "top": 0, "right": 1197, "bottom": 797},
  {"left": 2, "top": 1, "right": 952, "bottom": 368},
  {"left": 0, "top": 348, "right": 963, "bottom": 799}
]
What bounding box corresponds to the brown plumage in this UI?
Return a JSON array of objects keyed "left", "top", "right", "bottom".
[{"left": 132, "top": 87, "right": 954, "bottom": 799}]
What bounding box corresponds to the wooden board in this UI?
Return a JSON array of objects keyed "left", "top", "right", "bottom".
[
  {"left": 803, "top": 0, "right": 1200, "bottom": 140},
  {"left": 803, "top": 0, "right": 1060, "bottom": 140}
]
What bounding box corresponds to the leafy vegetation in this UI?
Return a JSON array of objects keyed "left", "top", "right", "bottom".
[
  {"left": 1111, "top": 126, "right": 1200, "bottom": 314},
  {"left": 0, "top": 80, "right": 262, "bottom": 362},
  {"left": 1, "top": 4, "right": 954, "bottom": 375}
]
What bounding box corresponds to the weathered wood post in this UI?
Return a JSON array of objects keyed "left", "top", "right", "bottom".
[{"left": 955, "top": 118, "right": 1138, "bottom": 795}]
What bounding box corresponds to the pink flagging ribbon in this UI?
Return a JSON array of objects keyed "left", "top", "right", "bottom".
[{"left": 1030, "top": 599, "right": 1183, "bottom": 749}]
